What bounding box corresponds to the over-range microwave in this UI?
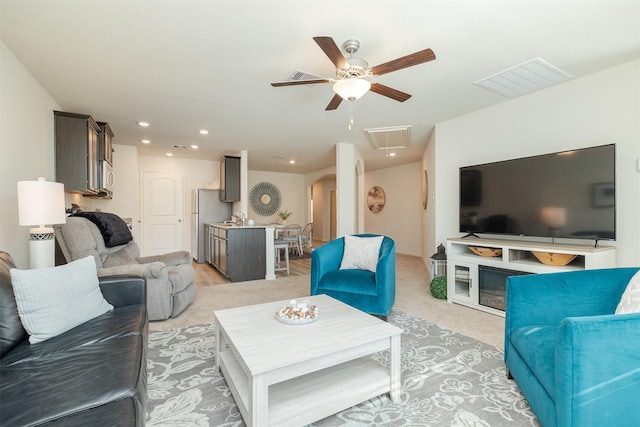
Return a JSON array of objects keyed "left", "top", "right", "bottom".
[
  {"left": 96, "top": 160, "right": 115, "bottom": 198},
  {"left": 82, "top": 160, "right": 114, "bottom": 199}
]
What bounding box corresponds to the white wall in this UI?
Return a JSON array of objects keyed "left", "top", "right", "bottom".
[
  {"left": 364, "top": 161, "right": 423, "bottom": 256},
  {"left": 422, "top": 131, "right": 437, "bottom": 265},
  {"left": 336, "top": 142, "right": 365, "bottom": 236},
  {"left": 138, "top": 154, "right": 219, "bottom": 196},
  {"left": 0, "top": 42, "right": 60, "bottom": 267},
  {"left": 430, "top": 59, "right": 640, "bottom": 267},
  {"left": 305, "top": 167, "right": 336, "bottom": 242},
  {"left": 248, "top": 170, "right": 307, "bottom": 226},
  {"left": 311, "top": 178, "right": 336, "bottom": 242}
]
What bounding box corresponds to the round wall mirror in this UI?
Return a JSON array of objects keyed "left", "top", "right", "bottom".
[
  {"left": 367, "top": 186, "right": 386, "bottom": 213},
  {"left": 249, "top": 182, "right": 282, "bottom": 216}
]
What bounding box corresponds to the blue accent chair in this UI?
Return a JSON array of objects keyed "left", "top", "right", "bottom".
[
  {"left": 310, "top": 234, "right": 395, "bottom": 317},
  {"left": 505, "top": 267, "right": 640, "bottom": 427}
]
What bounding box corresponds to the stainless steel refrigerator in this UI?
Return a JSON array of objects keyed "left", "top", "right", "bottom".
[{"left": 191, "top": 189, "right": 232, "bottom": 263}]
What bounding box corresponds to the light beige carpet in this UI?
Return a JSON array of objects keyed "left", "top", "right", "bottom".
[{"left": 150, "top": 254, "right": 505, "bottom": 349}]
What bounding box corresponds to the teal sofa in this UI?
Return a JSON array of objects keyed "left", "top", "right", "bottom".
[
  {"left": 505, "top": 268, "right": 640, "bottom": 427},
  {"left": 310, "top": 234, "right": 395, "bottom": 317}
]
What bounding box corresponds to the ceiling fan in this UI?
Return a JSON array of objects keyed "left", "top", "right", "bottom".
[{"left": 271, "top": 36, "right": 436, "bottom": 111}]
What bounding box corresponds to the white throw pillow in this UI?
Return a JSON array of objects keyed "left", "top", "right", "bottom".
[
  {"left": 10, "top": 256, "right": 114, "bottom": 344},
  {"left": 340, "top": 235, "right": 384, "bottom": 273},
  {"left": 615, "top": 270, "right": 640, "bottom": 314}
]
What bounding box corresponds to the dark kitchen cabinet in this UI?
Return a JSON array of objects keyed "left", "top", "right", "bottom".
[
  {"left": 54, "top": 111, "right": 100, "bottom": 195},
  {"left": 226, "top": 227, "right": 265, "bottom": 281},
  {"left": 96, "top": 121, "right": 114, "bottom": 165},
  {"left": 209, "top": 225, "right": 266, "bottom": 282},
  {"left": 92, "top": 121, "right": 116, "bottom": 199},
  {"left": 219, "top": 155, "right": 240, "bottom": 202},
  {"left": 209, "top": 225, "right": 227, "bottom": 275}
]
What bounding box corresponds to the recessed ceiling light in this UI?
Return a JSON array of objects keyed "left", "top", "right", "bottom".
[
  {"left": 289, "top": 160, "right": 296, "bottom": 164},
  {"left": 141, "top": 139, "right": 151, "bottom": 144},
  {"left": 137, "top": 121, "right": 150, "bottom": 127},
  {"left": 191, "top": 145, "right": 199, "bottom": 149},
  {"left": 199, "top": 129, "right": 209, "bottom": 135},
  {"left": 388, "top": 152, "right": 397, "bottom": 157},
  {"left": 166, "top": 152, "right": 173, "bottom": 157}
]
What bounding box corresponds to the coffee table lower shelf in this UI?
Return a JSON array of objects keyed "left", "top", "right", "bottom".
[{"left": 219, "top": 349, "right": 393, "bottom": 427}]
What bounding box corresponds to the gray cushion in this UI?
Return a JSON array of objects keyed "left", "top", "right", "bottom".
[
  {"left": 103, "top": 247, "right": 138, "bottom": 268},
  {"left": 168, "top": 263, "right": 196, "bottom": 293}
]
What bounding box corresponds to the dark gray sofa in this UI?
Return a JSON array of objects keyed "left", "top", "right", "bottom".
[{"left": 0, "top": 251, "right": 148, "bottom": 426}]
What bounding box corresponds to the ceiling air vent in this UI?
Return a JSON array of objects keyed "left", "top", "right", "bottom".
[
  {"left": 363, "top": 125, "right": 412, "bottom": 151},
  {"left": 474, "top": 58, "right": 572, "bottom": 98}
]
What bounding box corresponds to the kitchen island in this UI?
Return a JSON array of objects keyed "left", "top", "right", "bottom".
[{"left": 207, "top": 224, "right": 276, "bottom": 282}]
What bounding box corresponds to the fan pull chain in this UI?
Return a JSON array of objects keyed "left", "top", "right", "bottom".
[{"left": 348, "top": 101, "right": 354, "bottom": 130}]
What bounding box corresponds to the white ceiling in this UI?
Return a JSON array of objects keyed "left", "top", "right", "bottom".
[{"left": 2, "top": 1, "right": 639, "bottom": 173}]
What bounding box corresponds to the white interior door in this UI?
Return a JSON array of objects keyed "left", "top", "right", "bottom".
[{"left": 140, "top": 171, "right": 185, "bottom": 256}]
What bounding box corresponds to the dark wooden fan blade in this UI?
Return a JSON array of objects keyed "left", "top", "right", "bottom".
[
  {"left": 371, "top": 48, "right": 436, "bottom": 76},
  {"left": 271, "top": 79, "right": 332, "bottom": 87},
  {"left": 325, "top": 93, "right": 343, "bottom": 110},
  {"left": 370, "top": 83, "right": 412, "bottom": 102},
  {"left": 313, "top": 36, "right": 349, "bottom": 69}
]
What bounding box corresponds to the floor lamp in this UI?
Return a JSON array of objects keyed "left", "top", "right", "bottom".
[{"left": 17, "top": 177, "right": 66, "bottom": 269}]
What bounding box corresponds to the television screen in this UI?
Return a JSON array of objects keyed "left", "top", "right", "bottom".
[{"left": 459, "top": 144, "right": 615, "bottom": 241}]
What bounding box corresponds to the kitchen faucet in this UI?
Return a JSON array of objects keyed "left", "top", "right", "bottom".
[{"left": 235, "top": 211, "right": 246, "bottom": 226}]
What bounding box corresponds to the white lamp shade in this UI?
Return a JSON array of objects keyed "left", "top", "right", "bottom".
[
  {"left": 17, "top": 178, "right": 67, "bottom": 226},
  {"left": 333, "top": 78, "right": 371, "bottom": 101}
]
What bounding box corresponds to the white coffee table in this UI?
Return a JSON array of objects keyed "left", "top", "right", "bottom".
[{"left": 214, "top": 294, "right": 402, "bottom": 427}]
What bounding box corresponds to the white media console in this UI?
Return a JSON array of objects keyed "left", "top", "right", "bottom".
[{"left": 446, "top": 237, "right": 616, "bottom": 317}]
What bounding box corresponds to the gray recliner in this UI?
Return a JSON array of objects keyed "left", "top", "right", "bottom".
[{"left": 55, "top": 216, "right": 195, "bottom": 321}]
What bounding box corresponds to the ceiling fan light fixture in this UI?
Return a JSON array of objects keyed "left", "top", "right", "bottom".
[{"left": 333, "top": 78, "right": 371, "bottom": 101}]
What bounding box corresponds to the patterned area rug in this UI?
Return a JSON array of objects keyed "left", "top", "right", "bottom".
[{"left": 146, "top": 310, "right": 539, "bottom": 426}]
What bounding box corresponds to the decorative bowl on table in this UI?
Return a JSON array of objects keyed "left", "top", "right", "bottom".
[
  {"left": 531, "top": 251, "right": 578, "bottom": 266},
  {"left": 468, "top": 246, "right": 502, "bottom": 257},
  {"left": 275, "top": 299, "right": 319, "bottom": 325}
]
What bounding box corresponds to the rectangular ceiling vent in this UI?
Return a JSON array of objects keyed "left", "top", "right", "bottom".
[
  {"left": 474, "top": 58, "right": 572, "bottom": 98},
  {"left": 287, "top": 69, "right": 324, "bottom": 82},
  {"left": 363, "top": 125, "right": 412, "bottom": 150}
]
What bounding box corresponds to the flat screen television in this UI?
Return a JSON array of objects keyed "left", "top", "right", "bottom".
[{"left": 459, "top": 144, "right": 615, "bottom": 242}]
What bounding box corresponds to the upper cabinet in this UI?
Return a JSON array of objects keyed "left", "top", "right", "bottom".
[
  {"left": 54, "top": 111, "right": 100, "bottom": 195},
  {"left": 96, "top": 122, "right": 114, "bottom": 165},
  {"left": 55, "top": 111, "right": 115, "bottom": 198},
  {"left": 220, "top": 155, "right": 241, "bottom": 202},
  {"left": 95, "top": 122, "right": 115, "bottom": 199}
]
